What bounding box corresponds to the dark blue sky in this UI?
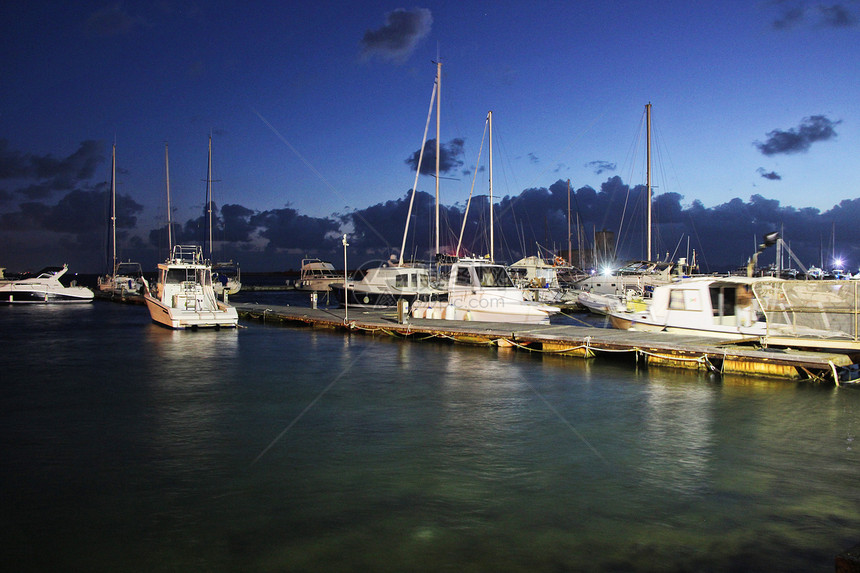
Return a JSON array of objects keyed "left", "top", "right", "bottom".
[{"left": 1, "top": 1, "right": 858, "bottom": 273}]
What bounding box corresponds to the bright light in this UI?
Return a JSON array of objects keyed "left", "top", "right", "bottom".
[
  {"left": 834, "top": 257, "right": 844, "bottom": 268},
  {"left": 601, "top": 266, "right": 613, "bottom": 277}
]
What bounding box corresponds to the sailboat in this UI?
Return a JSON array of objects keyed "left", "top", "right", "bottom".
[
  {"left": 97, "top": 144, "right": 146, "bottom": 299},
  {"left": 411, "top": 110, "right": 559, "bottom": 324},
  {"left": 331, "top": 62, "right": 446, "bottom": 308},
  {"left": 142, "top": 143, "right": 238, "bottom": 329},
  {"left": 204, "top": 135, "right": 242, "bottom": 296},
  {"left": 574, "top": 103, "right": 677, "bottom": 312}
]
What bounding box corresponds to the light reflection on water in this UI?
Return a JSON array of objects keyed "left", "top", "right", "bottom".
[{"left": 1, "top": 301, "right": 859, "bottom": 572}]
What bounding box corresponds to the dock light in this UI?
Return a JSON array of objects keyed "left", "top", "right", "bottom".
[
  {"left": 834, "top": 258, "right": 844, "bottom": 268},
  {"left": 601, "top": 266, "right": 613, "bottom": 277}
]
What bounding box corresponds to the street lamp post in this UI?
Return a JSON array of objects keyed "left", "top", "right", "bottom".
[{"left": 342, "top": 234, "right": 349, "bottom": 324}]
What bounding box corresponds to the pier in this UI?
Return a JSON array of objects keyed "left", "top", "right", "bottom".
[{"left": 233, "top": 303, "right": 858, "bottom": 384}]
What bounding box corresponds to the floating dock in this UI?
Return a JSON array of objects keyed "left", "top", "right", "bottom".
[{"left": 234, "top": 303, "right": 859, "bottom": 384}]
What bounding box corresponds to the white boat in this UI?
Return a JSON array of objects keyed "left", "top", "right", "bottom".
[
  {"left": 97, "top": 144, "right": 146, "bottom": 298},
  {"left": 204, "top": 135, "right": 242, "bottom": 296},
  {"left": 0, "top": 265, "right": 94, "bottom": 303},
  {"left": 212, "top": 260, "right": 241, "bottom": 296},
  {"left": 143, "top": 245, "right": 238, "bottom": 329},
  {"left": 296, "top": 258, "right": 340, "bottom": 292},
  {"left": 606, "top": 276, "right": 844, "bottom": 341},
  {"left": 98, "top": 261, "right": 146, "bottom": 297},
  {"left": 576, "top": 289, "right": 648, "bottom": 316},
  {"left": 411, "top": 258, "right": 559, "bottom": 324},
  {"left": 508, "top": 255, "right": 581, "bottom": 303},
  {"left": 331, "top": 262, "right": 442, "bottom": 308}
]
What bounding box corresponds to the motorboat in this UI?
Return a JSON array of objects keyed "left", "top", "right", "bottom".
[
  {"left": 0, "top": 265, "right": 94, "bottom": 303},
  {"left": 296, "top": 258, "right": 340, "bottom": 292},
  {"left": 143, "top": 245, "right": 238, "bottom": 329},
  {"left": 331, "top": 262, "right": 444, "bottom": 308},
  {"left": 606, "top": 276, "right": 850, "bottom": 342},
  {"left": 212, "top": 260, "right": 242, "bottom": 296},
  {"left": 576, "top": 289, "right": 648, "bottom": 316},
  {"left": 411, "top": 258, "right": 559, "bottom": 324}
]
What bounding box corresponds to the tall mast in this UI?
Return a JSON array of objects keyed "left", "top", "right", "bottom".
[
  {"left": 165, "top": 143, "right": 173, "bottom": 252},
  {"left": 646, "top": 102, "right": 652, "bottom": 261},
  {"left": 109, "top": 143, "right": 117, "bottom": 274},
  {"left": 434, "top": 60, "right": 441, "bottom": 258},
  {"left": 488, "top": 110, "right": 494, "bottom": 262},
  {"left": 567, "top": 179, "right": 572, "bottom": 266},
  {"left": 206, "top": 134, "right": 213, "bottom": 261}
]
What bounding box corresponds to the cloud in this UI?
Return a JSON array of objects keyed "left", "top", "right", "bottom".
[
  {"left": 585, "top": 160, "right": 617, "bottom": 175},
  {"left": 85, "top": 3, "right": 142, "bottom": 37},
  {"left": 757, "top": 168, "right": 782, "bottom": 180},
  {"left": 0, "top": 139, "right": 106, "bottom": 200},
  {"left": 527, "top": 153, "right": 539, "bottom": 164},
  {"left": 770, "top": 1, "right": 858, "bottom": 29},
  {"left": 360, "top": 8, "right": 432, "bottom": 63},
  {"left": 405, "top": 138, "right": 465, "bottom": 176},
  {"left": 754, "top": 115, "right": 840, "bottom": 155}
]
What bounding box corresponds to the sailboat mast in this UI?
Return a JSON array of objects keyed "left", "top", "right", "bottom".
[
  {"left": 646, "top": 102, "right": 652, "bottom": 262},
  {"left": 110, "top": 144, "right": 117, "bottom": 274},
  {"left": 434, "top": 60, "right": 441, "bottom": 258},
  {"left": 488, "top": 110, "right": 494, "bottom": 262},
  {"left": 567, "top": 179, "right": 572, "bottom": 266},
  {"left": 165, "top": 143, "right": 173, "bottom": 253},
  {"left": 206, "top": 134, "right": 213, "bottom": 262}
]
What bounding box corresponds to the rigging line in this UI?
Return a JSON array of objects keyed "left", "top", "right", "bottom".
[
  {"left": 250, "top": 339, "right": 371, "bottom": 466},
  {"left": 252, "top": 107, "right": 390, "bottom": 248}
]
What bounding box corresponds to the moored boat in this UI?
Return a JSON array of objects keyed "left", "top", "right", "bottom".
[
  {"left": 143, "top": 245, "right": 238, "bottom": 329},
  {"left": 331, "top": 262, "right": 443, "bottom": 308},
  {"left": 0, "top": 265, "right": 94, "bottom": 303},
  {"left": 411, "top": 257, "right": 559, "bottom": 324},
  {"left": 296, "top": 258, "right": 340, "bottom": 292}
]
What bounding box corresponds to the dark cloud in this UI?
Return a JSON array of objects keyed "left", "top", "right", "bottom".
[
  {"left": 250, "top": 207, "right": 340, "bottom": 251},
  {"left": 86, "top": 4, "right": 141, "bottom": 37},
  {"left": 585, "top": 160, "right": 617, "bottom": 175},
  {"left": 771, "top": 1, "right": 858, "bottom": 29},
  {"left": 754, "top": 115, "right": 840, "bottom": 155},
  {"left": 360, "top": 8, "right": 432, "bottom": 63},
  {"left": 757, "top": 168, "right": 782, "bottom": 180},
  {"left": 405, "top": 138, "right": 465, "bottom": 176},
  {"left": 0, "top": 139, "right": 105, "bottom": 200}
]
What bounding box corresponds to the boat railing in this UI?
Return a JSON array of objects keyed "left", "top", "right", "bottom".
[
  {"left": 753, "top": 280, "right": 860, "bottom": 348},
  {"left": 172, "top": 245, "right": 204, "bottom": 264}
]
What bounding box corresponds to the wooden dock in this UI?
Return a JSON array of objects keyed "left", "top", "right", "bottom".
[{"left": 234, "top": 303, "right": 859, "bottom": 384}]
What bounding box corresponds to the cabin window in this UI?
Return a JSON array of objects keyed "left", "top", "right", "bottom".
[
  {"left": 476, "top": 266, "right": 514, "bottom": 288},
  {"left": 456, "top": 267, "right": 472, "bottom": 286},
  {"left": 395, "top": 274, "right": 409, "bottom": 288},
  {"left": 418, "top": 274, "right": 429, "bottom": 288},
  {"left": 165, "top": 269, "right": 189, "bottom": 284},
  {"left": 710, "top": 286, "right": 737, "bottom": 317},
  {"left": 669, "top": 289, "right": 701, "bottom": 311}
]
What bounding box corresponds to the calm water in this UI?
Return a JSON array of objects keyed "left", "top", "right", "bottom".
[{"left": 1, "top": 292, "right": 859, "bottom": 572}]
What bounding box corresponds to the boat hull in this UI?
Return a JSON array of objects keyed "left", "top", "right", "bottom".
[
  {"left": 144, "top": 294, "right": 238, "bottom": 329},
  {"left": 0, "top": 287, "right": 93, "bottom": 303},
  {"left": 330, "top": 284, "right": 440, "bottom": 308}
]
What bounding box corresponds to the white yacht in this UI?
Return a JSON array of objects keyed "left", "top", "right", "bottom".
[
  {"left": 0, "top": 265, "right": 94, "bottom": 303},
  {"left": 143, "top": 245, "right": 238, "bottom": 329},
  {"left": 331, "top": 262, "right": 443, "bottom": 308},
  {"left": 411, "top": 258, "right": 559, "bottom": 324},
  {"left": 296, "top": 258, "right": 340, "bottom": 292}
]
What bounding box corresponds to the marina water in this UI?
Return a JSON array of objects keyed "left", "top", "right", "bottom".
[{"left": 2, "top": 291, "right": 859, "bottom": 572}]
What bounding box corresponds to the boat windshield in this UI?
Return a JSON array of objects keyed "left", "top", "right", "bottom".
[{"left": 475, "top": 265, "right": 514, "bottom": 288}]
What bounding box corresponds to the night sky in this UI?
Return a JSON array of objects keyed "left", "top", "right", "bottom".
[{"left": 1, "top": 1, "right": 858, "bottom": 273}]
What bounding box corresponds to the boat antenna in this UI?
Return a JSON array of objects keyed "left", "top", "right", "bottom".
[
  {"left": 434, "top": 59, "right": 441, "bottom": 259},
  {"left": 110, "top": 143, "right": 117, "bottom": 275},
  {"left": 488, "top": 110, "right": 494, "bottom": 262}
]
